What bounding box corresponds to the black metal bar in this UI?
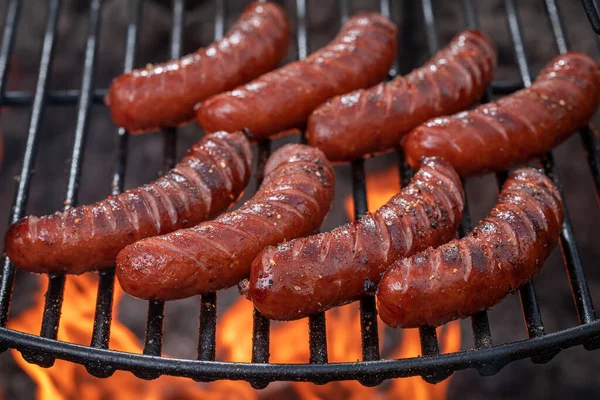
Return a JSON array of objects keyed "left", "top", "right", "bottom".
[
  {"left": 414, "top": 1, "right": 448, "bottom": 378},
  {"left": 0, "top": 83, "right": 525, "bottom": 107},
  {"left": 250, "top": 139, "right": 271, "bottom": 389},
  {"left": 37, "top": 0, "right": 102, "bottom": 367},
  {"left": 195, "top": 0, "right": 225, "bottom": 367},
  {"left": 0, "top": 0, "right": 61, "bottom": 329},
  {"left": 308, "top": 313, "right": 328, "bottom": 364},
  {"left": 505, "top": 0, "right": 597, "bottom": 344},
  {"left": 542, "top": 0, "right": 599, "bottom": 331},
  {"left": 1, "top": 89, "right": 107, "bottom": 106},
  {"left": 582, "top": 0, "right": 600, "bottom": 34},
  {"left": 142, "top": 300, "right": 165, "bottom": 357},
  {"left": 140, "top": 0, "right": 185, "bottom": 370},
  {"left": 89, "top": 0, "right": 141, "bottom": 364},
  {"left": 0, "top": 0, "right": 21, "bottom": 99},
  {"left": 197, "top": 292, "right": 217, "bottom": 361},
  {"left": 459, "top": 0, "right": 497, "bottom": 362},
  {"left": 502, "top": 0, "right": 550, "bottom": 341}
]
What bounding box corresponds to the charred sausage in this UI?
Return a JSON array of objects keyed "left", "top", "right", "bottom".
[
  {"left": 377, "top": 168, "right": 563, "bottom": 328},
  {"left": 106, "top": 2, "right": 290, "bottom": 133},
  {"left": 116, "top": 144, "right": 334, "bottom": 301},
  {"left": 246, "top": 157, "right": 464, "bottom": 320},
  {"left": 196, "top": 13, "right": 397, "bottom": 139},
  {"left": 4, "top": 131, "right": 252, "bottom": 274},
  {"left": 306, "top": 30, "right": 496, "bottom": 162},
  {"left": 403, "top": 52, "right": 600, "bottom": 176}
]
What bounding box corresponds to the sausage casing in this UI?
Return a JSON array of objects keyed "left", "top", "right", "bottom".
[
  {"left": 106, "top": 2, "right": 290, "bottom": 133},
  {"left": 246, "top": 157, "right": 464, "bottom": 320},
  {"left": 306, "top": 30, "right": 496, "bottom": 162},
  {"left": 377, "top": 168, "right": 564, "bottom": 328},
  {"left": 196, "top": 13, "right": 397, "bottom": 139},
  {"left": 116, "top": 144, "right": 334, "bottom": 301},
  {"left": 403, "top": 52, "right": 600, "bottom": 176},
  {"left": 4, "top": 131, "right": 252, "bottom": 274}
]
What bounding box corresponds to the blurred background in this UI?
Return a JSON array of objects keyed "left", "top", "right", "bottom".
[{"left": 0, "top": 0, "right": 599, "bottom": 399}]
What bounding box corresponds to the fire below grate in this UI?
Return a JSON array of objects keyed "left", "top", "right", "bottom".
[{"left": 0, "top": 0, "right": 600, "bottom": 389}]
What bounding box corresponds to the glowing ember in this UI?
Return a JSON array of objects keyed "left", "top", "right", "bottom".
[{"left": 8, "top": 165, "right": 460, "bottom": 399}]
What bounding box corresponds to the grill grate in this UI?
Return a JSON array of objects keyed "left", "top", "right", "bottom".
[{"left": 0, "top": 0, "right": 599, "bottom": 387}]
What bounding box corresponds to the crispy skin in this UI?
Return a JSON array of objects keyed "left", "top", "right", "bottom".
[
  {"left": 403, "top": 52, "right": 600, "bottom": 176},
  {"left": 246, "top": 158, "right": 464, "bottom": 320},
  {"left": 106, "top": 2, "right": 290, "bottom": 133},
  {"left": 307, "top": 30, "right": 496, "bottom": 162},
  {"left": 377, "top": 168, "right": 564, "bottom": 328},
  {"left": 116, "top": 144, "right": 334, "bottom": 301},
  {"left": 196, "top": 13, "right": 398, "bottom": 139},
  {"left": 4, "top": 132, "right": 252, "bottom": 274}
]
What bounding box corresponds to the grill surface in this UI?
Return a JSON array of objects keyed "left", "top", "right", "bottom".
[{"left": 0, "top": 0, "right": 599, "bottom": 388}]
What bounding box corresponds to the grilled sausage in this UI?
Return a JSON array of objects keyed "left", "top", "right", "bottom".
[
  {"left": 196, "top": 13, "right": 397, "bottom": 139},
  {"left": 403, "top": 52, "right": 600, "bottom": 176},
  {"left": 116, "top": 144, "right": 334, "bottom": 301},
  {"left": 306, "top": 30, "right": 496, "bottom": 162},
  {"left": 4, "top": 131, "right": 252, "bottom": 274},
  {"left": 377, "top": 168, "right": 563, "bottom": 328},
  {"left": 106, "top": 2, "right": 290, "bottom": 133},
  {"left": 246, "top": 157, "right": 464, "bottom": 320}
]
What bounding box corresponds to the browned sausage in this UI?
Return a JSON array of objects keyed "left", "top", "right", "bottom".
[
  {"left": 116, "top": 144, "right": 334, "bottom": 301},
  {"left": 4, "top": 131, "right": 252, "bottom": 274},
  {"left": 245, "top": 157, "right": 464, "bottom": 320},
  {"left": 195, "top": 13, "right": 398, "bottom": 139},
  {"left": 377, "top": 168, "right": 563, "bottom": 328},
  {"left": 403, "top": 52, "right": 600, "bottom": 176},
  {"left": 306, "top": 30, "right": 496, "bottom": 162},
  {"left": 105, "top": 2, "right": 290, "bottom": 134}
]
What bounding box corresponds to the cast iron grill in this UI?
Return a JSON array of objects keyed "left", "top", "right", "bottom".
[{"left": 0, "top": 0, "right": 599, "bottom": 388}]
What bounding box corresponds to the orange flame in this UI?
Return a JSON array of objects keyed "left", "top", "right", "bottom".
[{"left": 7, "top": 165, "right": 461, "bottom": 399}]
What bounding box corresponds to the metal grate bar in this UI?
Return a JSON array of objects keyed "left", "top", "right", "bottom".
[
  {"left": 0, "top": 0, "right": 21, "bottom": 99},
  {"left": 543, "top": 0, "right": 599, "bottom": 329},
  {"left": 505, "top": 0, "right": 597, "bottom": 341},
  {"left": 0, "top": 82, "right": 524, "bottom": 108},
  {"left": 308, "top": 313, "right": 328, "bottom": 364},
  {"left": 291, "top": 0, "right": 329, "bottom": 367},
  {"left": 498, "top": 0, "right": 550, "bottom": 340},
  {"left": 196, "top": 0, "right": 224, "bottom": 365},
  {"left": 0, "top": 89, "right": 106, "bottom": 107},
  {"left": 0, "top": 0, "right": 61, "bottom": 329},
  {"left": 140, "top": 0, "right": 185, "bottom": 368},
  {"left": 459, "top": 0, "right": 496, "bottom": 355},
  {"left": 250, "top": 139, "right": 272, "bottom": 389},
  {"left": 89, "top": 0, "right": 142, "bottom": 358},
  {"left": 334, "top": 0, "right": 383, "bottom": 370},
  {"left": 414, "top": 1, "right": 447, "bottom": 378},
  {"left": 38, "top": 0, "right": 102, "bottom": 358},
  {"left": 197, "top": 292, "right": 217, "bottom": 361}
]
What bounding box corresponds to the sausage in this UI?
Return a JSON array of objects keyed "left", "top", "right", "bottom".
[
  {"left": 4, "top": 131, "right": 252, "bottom": 274},
  {"left": 105, "top": 2, "right": 290, "bottom": 134},
  {"left": 195, "top": 13, "right": 398, "bottom": 139},
  {"left": 306, "top": 30, "right": 496, "bottom": 162},
  {"left": 245, "top": 157, "right": 464, "bottom": 320},
  {"left": 116, "top": 144, "right": 334, "bottom": 301},
  {"left": 377, "top": 168, "right": 563, "bottom": 328},
  {"left": 403, "top": 52, "right": 600, "bottom": 176}
]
